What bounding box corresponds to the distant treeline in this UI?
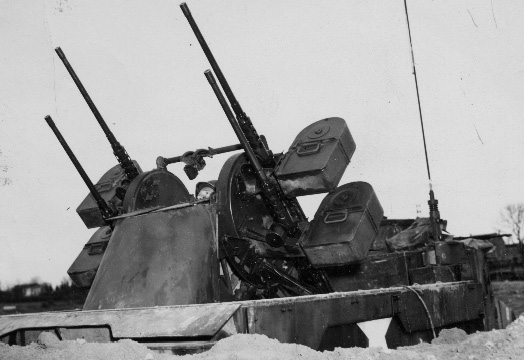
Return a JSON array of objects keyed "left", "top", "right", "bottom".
[{"left": 0, "top": 280, "right": 88, "bottom": 305}]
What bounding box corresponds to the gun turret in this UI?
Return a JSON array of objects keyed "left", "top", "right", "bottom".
[
  {"left": 180, "top": 3, "right": 307, "bottom": 245},
  {"left": 44, "top": 115, "right": 114, "bottom": 220},
  {"left": 55, "top": 47, "right": 140, "bottom": 181},
  {"left": 205, "top": 70, "right": 301, "bottom": 246},
  {"left": 180, "top": 3, "right": 275, "bottom": 168}
]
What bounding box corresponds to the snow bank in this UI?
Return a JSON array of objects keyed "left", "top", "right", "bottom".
[{"left": 2, "top": 316, "right": 524, "bottom": 360}]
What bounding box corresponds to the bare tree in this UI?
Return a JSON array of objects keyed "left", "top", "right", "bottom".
[{"left": 499, "top": 203, "right": 524, "bottom": 253}]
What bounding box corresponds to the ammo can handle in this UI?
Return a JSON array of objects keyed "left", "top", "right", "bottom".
[
  {"left": 297, "top": 142, "right": 321, "bottom": 156},
  {"left": 323, "top": 209, "right": 348, "bottom": 224}
]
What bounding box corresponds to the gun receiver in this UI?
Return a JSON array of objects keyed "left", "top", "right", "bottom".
[
  {"left": 180, "top": 3, "right": 275, "bottom": 168},
  {"left": 205, "top": 70, "right": 301, "bottom": 246},
  {"left": 54, "top": 47, "right": 140, "bottom": 181},
  {"left": 45, "top": 115, "right": 114, "bottom": 220}
]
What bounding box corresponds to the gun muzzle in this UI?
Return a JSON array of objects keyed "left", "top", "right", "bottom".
[
  {"left": 55, "top": 47, "right": 140, "bottom": 181},
  {"left": 45, "top": 115, "right": 114, "bottom": 219}
]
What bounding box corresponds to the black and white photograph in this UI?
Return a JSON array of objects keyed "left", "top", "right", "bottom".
[{"left": 0, "top": 0, "right": 523, "bottom": 358}]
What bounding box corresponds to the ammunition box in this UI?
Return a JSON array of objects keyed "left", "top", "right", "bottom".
[
  {"left": 300, "top": 182, "right": 383, "bottom": 267},
  {"left": 67, "top": 226, "right": 112, "bottom": 288},
  {"left": 76, "top": 161, "right": 141, "bottom": 228},
  {"left": 275, "top": 117, "right": 356, "bottom": 197}
]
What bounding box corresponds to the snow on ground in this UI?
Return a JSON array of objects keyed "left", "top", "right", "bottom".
[{"left": 2, "top": 315, "right": 524, "bottom": 360}]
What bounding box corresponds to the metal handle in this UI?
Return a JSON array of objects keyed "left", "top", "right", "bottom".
[
  {"left": 297, "top": 142, "right": 321, "bottom": 156},
  {"left": 88, "top": 242, "right": 107, "bottom": 255},
  {"left": 324, "top": 209, "right": 348, "bottom": 224}
]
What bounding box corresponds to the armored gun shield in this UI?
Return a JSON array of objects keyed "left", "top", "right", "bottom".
[{"left": 83, "top": 203, "right": 220, "bottom": 310}]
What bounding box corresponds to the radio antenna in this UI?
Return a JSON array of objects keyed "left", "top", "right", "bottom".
[
  {"left": 403, "top": 0, "right": 431, "bottom": 181},
  {"left": 403, "top": 0, "right": 442, "bottom": 240}
]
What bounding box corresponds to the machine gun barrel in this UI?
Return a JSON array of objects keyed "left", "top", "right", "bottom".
[
  {"left": 54, "top": 47, "right": 140, "bottom": 181},
  {"left": 45, "top": 115, "right": 113, "bottom": 219},
  {"left": 205, "top": 70, "right": 299, "bottom": 242},
  {"left": 205, "top": 71, "right": 266, "bottom": 179},
  {"left": 180, "top": 3, "right": 275, "bottom": 167}
]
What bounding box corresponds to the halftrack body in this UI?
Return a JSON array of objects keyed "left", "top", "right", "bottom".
[{"left": 0, "top": 3, "right": 512, "bottom": 354}]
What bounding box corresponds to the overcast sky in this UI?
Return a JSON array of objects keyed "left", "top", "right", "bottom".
[{"left": 1, "top": 0, "right": 523, "bottom": 287}]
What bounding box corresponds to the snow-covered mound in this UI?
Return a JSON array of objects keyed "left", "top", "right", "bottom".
[{"left": 2, "top": 315, "right": 524, "bottom": 360}]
